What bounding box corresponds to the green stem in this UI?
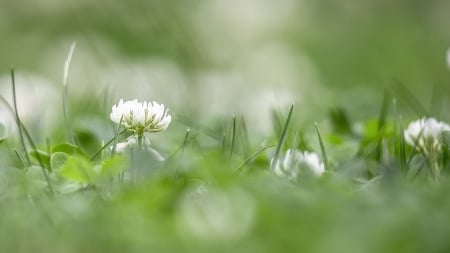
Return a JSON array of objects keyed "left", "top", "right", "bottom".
[
  {"left": 429, "top": 154, "right": 440, "bottom": 182},
  {"left": 138, "top": 134, "right": 144, "bottom": 150}
]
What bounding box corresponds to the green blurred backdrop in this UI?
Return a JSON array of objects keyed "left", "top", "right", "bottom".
[{"left": 1, "top": 0, "right": 450, "bottom": 130}]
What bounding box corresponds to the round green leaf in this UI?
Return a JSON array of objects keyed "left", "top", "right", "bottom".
[{"left": 50, "top": 152, "right": 70, "bottom": 171}]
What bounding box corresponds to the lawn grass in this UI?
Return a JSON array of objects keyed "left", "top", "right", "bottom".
[
  {"left": 1, "top": 1, "right": 450, "bottom": 252},
  {"left": 1, "top": 70, "right": 450, "bottom": 253}
]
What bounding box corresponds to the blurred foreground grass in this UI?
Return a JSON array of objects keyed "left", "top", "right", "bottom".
[{"left": 2, "top": 152, "right": 450, "bottom": 253}]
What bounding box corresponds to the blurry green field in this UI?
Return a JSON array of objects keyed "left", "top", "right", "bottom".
[{"left": 1, "top": 1, "right": 450, "bottom": 253}]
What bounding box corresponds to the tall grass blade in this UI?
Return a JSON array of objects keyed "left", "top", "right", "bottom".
[
  {"left": 399, "top": 116, "right": 407, "bottom": 175},
  {"left": 19, "top": 120, "right": 55, "bottom": 194},
  {"left": 90, "top": 129, "right": 127, "bottom": 160},
  {"left": 63, "top": 42, "right": 77, "bottom": 144},
  {"left": 14, "top": 149, "right": 26, "bottom": 168},
  {"left": 271, "top": 104, "right": 294, "bottom": 171},
  {"left": 180, "top": 128, "right": 190, "bottom": 157},
  {"left": 237, "top": 144, "right": 276, "bottom": 172},
  {"left": 315, "top": 122, "right": 330, "bottom": 171},
  {"left": 239, "top": 115, "right": 250, "bottom": 156},
  {"left": 110, "top": 116, "right": 123, "bottom": 156},
  {"left": 229, "top": 114, "right": 236, "bottom": 160},
  {"left": 393, "top": 81, "right": 428, "bottom": 117},
  {"left": 10, "top": 68, "right": 31, "bottom": 166},
  {"left": 9, "top": 70, "right": 55, "bottom": 193},
  {"left": 375, "top": 91, "right": 389, "bottom": 162}
]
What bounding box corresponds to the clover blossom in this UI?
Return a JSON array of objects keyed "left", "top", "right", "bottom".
[
  {"left": 273, "top": 149, "right": 325, "bottom": 180},
  {"left": 110, "top": 99, "right": 171, "bottom": 135},
  {"left": 404, "top": 117, "right": 450, "bottom": 152}
]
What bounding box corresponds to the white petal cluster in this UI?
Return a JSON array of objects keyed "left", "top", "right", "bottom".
[
  {"left": 273, "top": 149, "right": 325, "bottom": 180},
  {"left": 110, "top": 99, "right": 171, "bottom": 134},
  {"left": 112, "top": 137, "right": 137, "bottom": 153},
  {"left": 404, "top": 117, "right": 450, "bottom": 151}
]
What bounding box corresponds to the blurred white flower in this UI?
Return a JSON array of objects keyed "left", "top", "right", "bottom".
[
  {"left": 273, "top": 149, "right": 325, "bottom": 180},
  {"left": 111, "top": 137, "right": 137, "bottom": 153},
  {"left": 0, "top": 73, "right": 59, "bottom": 136},
  {"left": 110, "top": 99, "right": 171, "bottom": 135},
  {"left": 404, "top": 117, "right": 450, "bottom": 152}
]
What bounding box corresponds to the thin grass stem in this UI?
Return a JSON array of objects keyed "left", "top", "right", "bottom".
[
  {"left": 90, "top": 129, "right": 127, "bottom": 160},
  {"left": 315, "top": 122, "right": 330, "bottom": 171},
  {"left": 271, "top": 104, "right": 294, "bottom": 171},
  {"left": 10, "top": 68, "right": 31, "bottom": 166},
  {"left": 63, "top": 42, "right": 76, "bottom": 144},
  {"left": 237, "top": 144, "right": 276, "bottom": 172},
  {"left": 229, "top": 114, "right": 236, "bottom": 160}
]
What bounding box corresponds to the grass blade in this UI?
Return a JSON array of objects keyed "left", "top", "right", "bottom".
[
  {"left": 237, "top": 144, "right": 276, "bottom": 172},
  {"left": 110, "top": 116, "right": 123, "bottom": 156},
  {"left": 315, "top": 122, "right": 330, "bottom": 171},
  {"left": 90, "top": 129, "right": 127, "bottom": 160},
  {"left": 63, "top": 42, "right": 77, "bottom": 144},
  {"left": 239, "top": 115, "right": 250, "bottom": 156},
  {"left": 229, "top": 114, "right": 236, "bottom": 160},
  {"left": 180, "top": 128, "right": 191, "bottom": 158},
  {"left": 166, "top": 128, "right": 192, "bottom": 160},
  {"left": 14, "top": 149, "right": 26, "bottom": 168},
  {"left": 10, "top": 68, "right": 31, "bottom": 166},
  {"left": 271, "top": 104, "right": 294, "bottom": 171},
  {"left": 392, "top": 81, "right": 428, "bottom": 117},
  {"left": 9, "top": 69, "right": 54, "bottom": 194},
  {"left": 398, "top": 116, "right": 407, "bottom": 175},
  {"left": 375, "top": 91, "right": 389, "bottom": 162}
]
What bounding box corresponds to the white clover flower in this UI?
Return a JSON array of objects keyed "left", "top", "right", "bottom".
[
  {"left": 273, "top": 149, "right": 325, "bottom": 180},
  {"left": 110, "top": 99, "right": 171, "bottom": 135},
  {"left": 302, "top": 152, "right": 326, "bottom": 176},
  {"left": 112, "top": 137, "right": 137, "bottom": 153},
  {"left": 404, "top": 117, "right": 450, "bottom": 152}
]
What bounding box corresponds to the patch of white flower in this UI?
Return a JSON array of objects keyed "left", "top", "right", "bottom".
[
  {"left": 110, "top": 99, "right": 171, "bottom": 135},
  {"left": 112, "top": 137, "right": 137, "bottom": 153},
  {"left": 273, "top": 149, "right": 325, "bottom": 180},
  {"left": 404, "top": 117, "right": 450, "bottom": 152}
]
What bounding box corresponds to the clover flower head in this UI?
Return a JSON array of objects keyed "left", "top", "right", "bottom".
[
  {"left": 273, "top": 149, "right": 325, "bottom": 180},
  {"left": 110, "top": 99, "right": 171, "bottom": 135},
  {"left": 404, "top": 117, "right": 450, "bottom": 152}
]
